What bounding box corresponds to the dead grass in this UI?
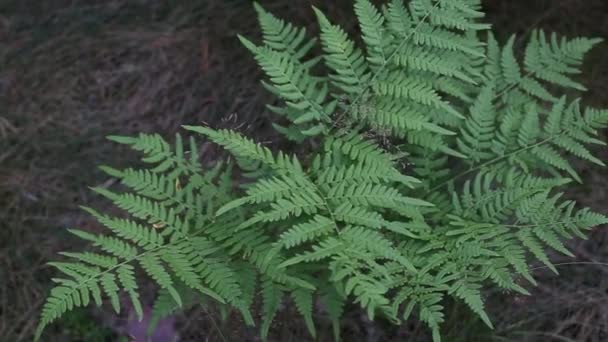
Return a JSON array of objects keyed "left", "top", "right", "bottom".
[{"left": 1, "top": 1, "right": 607, "bottom": 341}]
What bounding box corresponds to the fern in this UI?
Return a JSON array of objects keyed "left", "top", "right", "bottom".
[
  {"left": 37, "top": 2, "right": 608, "bottom": 342},
  {"left": 252, "top": 2, "right": 317, "bottom": 62},
  {"left": 315, "top": 6, "right": 371, "bottom": 95}
]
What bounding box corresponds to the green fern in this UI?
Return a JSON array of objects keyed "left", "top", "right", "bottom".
[{"left": 37, "top": 2, "right": 608, "bottom": 342}]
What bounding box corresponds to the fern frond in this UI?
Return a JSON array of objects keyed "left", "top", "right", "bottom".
[
  {"left": 139, "top": 254, "right": 182, "bottom": 306},
  {"left": 239, "top": 37, "right": 334, "bottom": 131},
  {"left": 321, "top": 284, "right": 345, "bottom": 341},
  {"left": 108, "top": 133, "right": 201, "bottom": 176},
  {"left": 372, "top": 76, "right": 463, "bottom": 119},
  {"left": 393, "top": 45, "right": 476, "bottom": 84},
  {"left": 324, "top": 131, "right": 401, "bottom": 168},
  {"left": 456, "top": 83, "right": 496, "bottom": 162},
  {"left": 315, "top": 7, "right": 371, "bottom": 95},
  {"left": 416, "top": 291, "right": 445, "bottom": 342},
  {"left": 292, "top": 288, "right": 317, "bottom": 338},
  {"left": 84, "top": 205, "right": 168, "bottom": 243},
  {"left": 116, "top": 265, "right": 144, "bottom": 319},
  {"left": 217, "top": 173, "right": 316, "bottom": 216},
  {"left": 260, "top": 277, "right": 284, "bottom": 340},
  {"left": 316, "top": 159, "right": 419, "bottom": 188},
  {"left": 183, "top": 126, "right": 302, "bottom": 176},
  {"left": 354, "top": 97, "right": 455, "bottom": 137},
  {"left": 494, "top": 30, "right": 602, "bottom": 102},
  {"left": 280, "top": 237, "right": 344, "bottom": 268},
  {"left": 516, "top": 229, "right": 556, "bottom": 274},
  {"left": 240, "top": 195, "right": 323, "bottom": 230},
  {"left": 328, "top": 182, "right": 433, "bottom": 209},
  {"left": 524, "top": 30, "right": 602, "bottom": 91},
  {"left": 412, "top": 23, "right": 485, "bottom": 57},
  {"left": 386, "top": 0, "right": 413, "bottom": 37},
  {"left": 450, "top": 280, "right": 493, "bottom": 328},
  {"left": 279, "top": 215, "right": 336, "bottom": 249},
  {"left": 253, "top": 2, "right": 317, "bottom": 62},
  {"left": 355, "top": 0, "right": 391, "bottom": 68},
  {"left": 342, "top": 226, "right": 416, "bottom": 272},
  {"left": 335, "top": 203, "right": 388, "bottom": 229},
  {"left": 500, "top": 35, "right": 521, "bottom": 85},
  {"left": 419, "top": 0, "right": 490, "bottom": 31}
]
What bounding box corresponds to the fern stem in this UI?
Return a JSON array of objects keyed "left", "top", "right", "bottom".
[
  {"left": 493, "top": 70, "right": 535, "bottom": 101},
  {"left": 201, "top": 306, "right": 228, "bottom": 342},
  {"left": 427, "top": 134, "right": 560, "bottom": 194},
  {"left": 502, "top": 219, "right": 591, "bottom": 229},
  {"left": 530, "top": 261, "right": 608, "bottom": 271},
  {"left": 306, "top": 174, "right": 341, "bottom": 235}
]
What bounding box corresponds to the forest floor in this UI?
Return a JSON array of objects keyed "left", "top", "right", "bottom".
[{"left": 1, "top": 1, "right": 607, "bottom": 341}]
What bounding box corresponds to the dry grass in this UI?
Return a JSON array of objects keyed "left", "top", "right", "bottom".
[{"left": 1, "top": 1, "right": 607, "bottom": 341}]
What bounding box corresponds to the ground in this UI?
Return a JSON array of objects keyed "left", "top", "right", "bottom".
[{"left": 1, "top": 1, "right": 607, "bottom": 341}]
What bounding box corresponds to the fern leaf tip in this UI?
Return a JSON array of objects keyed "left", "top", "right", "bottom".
[
  {"left": 106, "top": 135, "right": 134, "bottom": 144},
  {"left": 237, "top": 35, "right": 258, "bottom": 52}
]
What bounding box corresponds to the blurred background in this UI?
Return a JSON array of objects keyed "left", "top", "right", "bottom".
[{"left": 1, "top": 1, "right": 607, "bottom": 341}]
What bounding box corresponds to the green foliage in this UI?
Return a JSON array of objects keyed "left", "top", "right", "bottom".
[{"left": 37, "top": 1, "right": 608, "bottom": 341}]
